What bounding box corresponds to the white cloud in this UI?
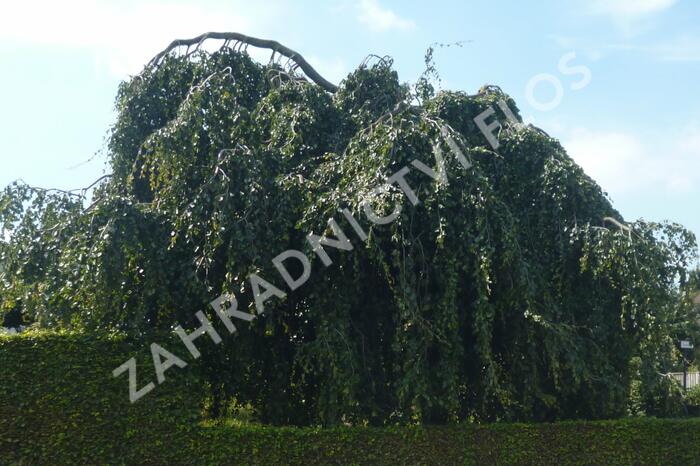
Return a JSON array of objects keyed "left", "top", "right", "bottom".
[
  {"left": 585, "top": 0, "right": 676, "bottom": 37},
  {"left": 587, "top": 0, "right": 676, "bottom": 17},
  {"left": 551, "top": 33, "right": 700, "bottom": 65},
  {"left": 601, "top": 34, "right": 700, "bottom": 62},
  {"left": 564, "top": 128, "right": 646, "bottom": 194},
  {"left": 549, "top": 35, "right": 605, "bottom": 61},
  {"left": 356, "top": 0, "right": 415, "bottom": 32},
  {"left": 307, "top": 55, "right": 348, "bottom": 85},
  {"left": 561, "top": 125, "right": 700, "bottom": 198},
  {"left": 561, "top": 2, "right": 700, "bottom": 63},
  {"left": 648, "top": 34, "right": 700, "bottom": 62},
  {"left": 679, "top": 124, "right": 700, "bottom": 153},
  {"left": 0, "top": 0, "right": 277, "bottom": 76}
]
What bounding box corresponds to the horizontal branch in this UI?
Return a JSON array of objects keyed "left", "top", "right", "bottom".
[
  {"left": 15, "top": 174, "right": 112, "bottom": 198},
  {"left": 148, "top": 32, "right": 338, "bottom": 93},
  {"left": 15, "top": 179, "right": 83, "bottom": 198}
]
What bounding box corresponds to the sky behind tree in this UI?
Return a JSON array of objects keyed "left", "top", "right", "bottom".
[{"left": 0, "top": 0, "right": 698, "bottom": 255}]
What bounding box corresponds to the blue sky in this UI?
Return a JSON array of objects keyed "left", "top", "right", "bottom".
[{"left": 0, "top": 0, "right": 698, "bottom": 257}]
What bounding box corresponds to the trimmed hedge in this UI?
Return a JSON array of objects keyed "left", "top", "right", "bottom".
[
  {"left": 2, "top": 332, "right": 700, "bottom": 465},
  {"left": 191, "top": 419, "right": 700, "bottom": 465},
  {"left": 0, "top": 331, "right": 204, "bottom": 465}
]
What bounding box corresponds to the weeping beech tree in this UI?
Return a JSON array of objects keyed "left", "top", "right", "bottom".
[{"left": 1, "top": 33, "right": 698, "bottom": 425}]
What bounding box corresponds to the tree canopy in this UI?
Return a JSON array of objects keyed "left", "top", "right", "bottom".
[{"left": 1, "top": 36, "right": 698, "bottom": 425}]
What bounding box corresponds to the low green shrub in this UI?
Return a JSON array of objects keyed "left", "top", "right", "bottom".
[
  {"left": 687, "top": 385, "right": 700, "bottom": 416},
  {"left": 0, "top": 331, "right": 205, "bottom": 464},
  {"left": 2, "top": 332, "right": 700, "bottom": 465},
  {"left": 188, "top": 419, "right": 700, "bottom": 465}
]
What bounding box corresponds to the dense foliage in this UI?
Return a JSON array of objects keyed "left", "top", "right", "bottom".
[
  {"left": 1, "top": 45, "right": 698, "bottom": 425},
  {"left": 0, "top": 331, "right": 204, "bottom": 464},
  {"left": 2, "top": 332, "right": 699, "bottom": 465}
]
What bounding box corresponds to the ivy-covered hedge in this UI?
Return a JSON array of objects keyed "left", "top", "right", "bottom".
[{"left": 2, "top": 332, "right": 700, "bottom": 465}]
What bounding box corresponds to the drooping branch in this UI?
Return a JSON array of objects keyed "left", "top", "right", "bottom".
[
  {"left": 16, "top": 174, "right": 113, "bottom": 200},
  {"left": 15, "top": 179, "right": 83, "bottom": 198},
  {"left": 148, "top": 32, "right": 339, "bottom": 93}
]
